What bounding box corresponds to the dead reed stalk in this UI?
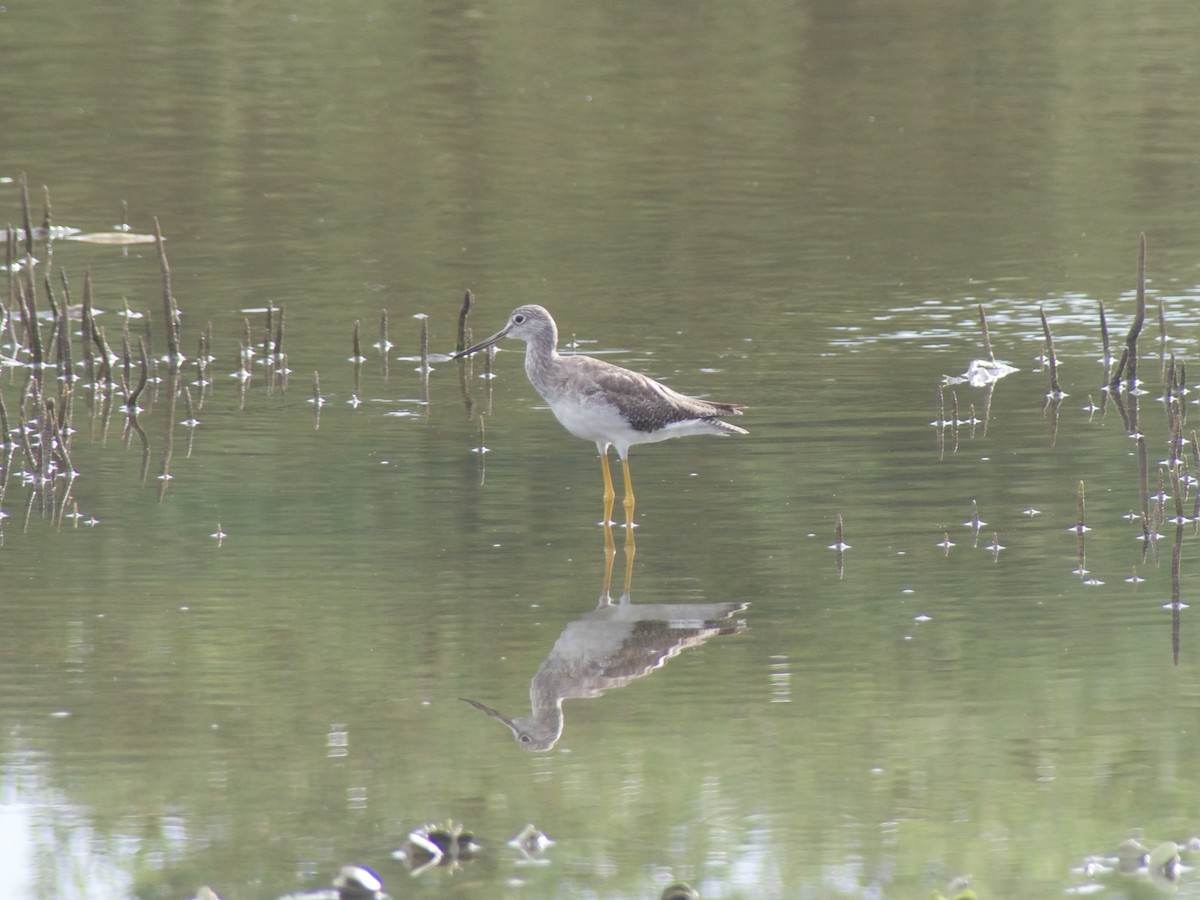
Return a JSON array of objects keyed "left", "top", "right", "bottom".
[
  {"left": 457, "top": 289, "right": 474, "bottom": 353},
  {"left": 1039, "top": 306, "right": 1062, "bottom": 396},
  {"left": 977, "top": 304, "right": 994, "bottom": 361},
  {"left": 154, "top": 218, "right": 181, "bottom": 365}
]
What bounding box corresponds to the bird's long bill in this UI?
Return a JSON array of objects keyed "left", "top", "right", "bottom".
[
  {"left": 460, "top": 697, "right": 519, "bottom": 733},
  {"left": 451, "top": 325, "right": 510, "bottom": 360}
]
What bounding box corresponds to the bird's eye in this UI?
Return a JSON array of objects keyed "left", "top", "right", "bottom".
[
  {"left": 519, "top": 734, "right": 532, "bottom": 744},
  {"left": 513, "top": 314, "right": 526, "bottom": 324}
]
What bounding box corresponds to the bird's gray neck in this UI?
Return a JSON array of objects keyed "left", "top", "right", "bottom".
[{"left": 523, "top": 338, "right": 559, "bottom": 395}]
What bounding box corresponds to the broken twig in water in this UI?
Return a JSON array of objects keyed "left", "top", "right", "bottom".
[
  {"left": 1128, "top": 232, "right": 1147, "bottom": 390},
  {"left": 126, "top": 337, "right": 148, "bottom": 410},
  {"left": 1098, "top": 299, "right": 1112, "bottom": 384},
  {"left": 1109, "top": 233, "right": 1147, "bottom": 391},
  {"left": 457, "top": 289, "right": 474, "bottom": 354},
  {"left": 379, "top": 308, "right": 391, "bottom": 378},
  {"left": 351, "top": 319, "right": 363, "bottom": 401},
  {"left": 1190, "top": 431, "right": 1200, "bottom": 522},
  {"left": 154, "top": 218, "right": 181, "bottom": 366},
  {"left": 80, "top": 266, "right": 96, "bottom": 382},
  {"left": 832, "top": 512, "right": 848, "bottom": 578},
  {"left": 1039, "top": 306, "right": 1062, "bottom": 397},
  {"left": 19, "top": 172, "right": 33, "bottom": 257},
  {"left": 977, "top": 304, "right": 994, "bottom": 362},
  {"left": 56, "top": 269, "right": 74, "bottom": 381}
]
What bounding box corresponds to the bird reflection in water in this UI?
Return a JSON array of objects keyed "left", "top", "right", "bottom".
[{"left": 463, "top": 529, "right": 747, "bottom": 751}]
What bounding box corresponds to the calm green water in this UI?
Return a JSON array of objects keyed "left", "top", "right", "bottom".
[{"left": 4, "top": 2, "right": 1200, "bottom": 898}]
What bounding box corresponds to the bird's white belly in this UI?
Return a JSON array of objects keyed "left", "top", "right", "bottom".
[
  {"left": 547, "top": 396, "right": 632, "bottom": 449},
  {"left": 544, "top": 394, "right": 717, "bottom": 457}
]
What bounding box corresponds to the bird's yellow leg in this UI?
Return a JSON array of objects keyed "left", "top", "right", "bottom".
[
  {"left": 620, "top": 457, "right": 637, "bottom": 551},
  {"left": 600, "top": 450, "right": 616, "bottom": 526},
  {"left": 621, "top": 457, "right": 636, "bottom": 523}
]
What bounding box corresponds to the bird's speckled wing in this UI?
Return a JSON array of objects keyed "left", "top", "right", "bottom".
[{"left": 568, "top": 357, "right": 743, "bottom": 434}]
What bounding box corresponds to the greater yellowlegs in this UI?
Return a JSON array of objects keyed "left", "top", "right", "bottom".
[
  {"left": 453, "top": 305, "right": 747, "bottom": 525},
  {"left": 462, "top": 593, "right": 747, "bottom": 751}
]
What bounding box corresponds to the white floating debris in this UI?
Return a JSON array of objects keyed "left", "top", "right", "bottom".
[
  {"left": 333, "top": 865, "right": 382, "bottom": 896},
  {"left": 67, "top": 232, "right": 157, "bottom": 245},
  {"left": 943, "top": 358, "right": 1020, "bottom": 387},
  {"left": 509, "top": 823, "right": 555, "bottom": 856}
]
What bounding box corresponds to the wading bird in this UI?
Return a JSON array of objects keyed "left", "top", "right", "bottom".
[{"left": 453, "top": 304, "right": 747, "bottom": 527}]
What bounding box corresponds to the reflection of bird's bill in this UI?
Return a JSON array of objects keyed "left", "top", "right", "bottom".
[
  {"left": 451, "top": 326, "right": 510, "bottom": 360},
  {"left": 460, "top": 697, "right": 517, "bottom": 730}
]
